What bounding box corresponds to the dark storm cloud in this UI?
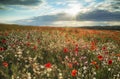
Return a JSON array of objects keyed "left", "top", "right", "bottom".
[
  {"left": 77, "top": 10, "right": 120, "bottom": 21},
  {"left": 0, "top": 0, "right": 42, "bottom": 6},
  {"left": 31, "top": 10, "right": 120, "bottom": 22},
  {"left": 31, "top": 13, "right": 73, "bottom": 21},
  {"left": 15, "top": 13, "right": 73, "bottom": 26},
  {"left": 16, "top": 9, "right": 120, "bottom": 26},
  {"left": 110, "top": 0, "right": 120, "bottom": 10}
]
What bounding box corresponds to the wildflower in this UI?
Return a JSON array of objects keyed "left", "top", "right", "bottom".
[
  {"left": 91, "top": 61, "right": 99, "bottom": 69},
  {"left": 68, "top": 63, "right": 73, "bottom": 68},
  {"left": 71, "top": 69, "right": 77, "bottom": 77},
  {"left": 26, "top": 42, "right": 30, "bottom": 46},
  {"left": 108, "top": 60, "right": 112, "bottom": 65},
  {"left": 65, "top": 56, "right": 69, "bottom": 60},
  {"left": 33, "top": 45, "right": 37, "bottom": 50},
  {"left": 58, "top": 73, "right": 63, "bottom": 78},
  {"left": 108, "top": 68, "right": 111, "bottom": 71},
  {"left": 98, "top": 55, "right": 103, "bottom": 61},
  {"left": 102, "top": 46, "right": 107, "bottom": 51},
  {"left": 105, "top": 52, "right": 108, "bottom": 54},
  {"left": 17, "top": 51, "right": 22, "bottom": 55},
  {"left": 84, "top": 61, "right": 88, "bottom": 65},
  {"left": 2, "top": 62, "right": 8, "bottom": 67},
  {"left": 91, "top": 45, "right": 96, "bottom": 50},
  {"left": 93, "top": 72, "right": 96, "bottom": 75},
  {"left": 1, "top": 39, "right": 6, "bottom": 43},
  {"left": 73, "top": 61, "right": 79, "bottom": 66},
  {"left": 95, "top": 65, "right": 99, "bottom": 69},
  {"left": 91, "top": 61, "right": 97, "bottom": 65},
  {"left": 74, "top": 47, "right": 78, "bottom": 53},
  {"left": 83, "top": 66, "right": 87, "bottom": 70},
  {"left": 90, "top": 41, "right": 96, "bottom": 50},
  {"left": 0, "top": 47, "right": 4, "bottom": 51},
  {"left": 27, "top": 73, "right": 31, "bottom": 79},
  {"left": 45, "top": 62, "right": 52, "bottom": 68},
  {"left": 75, "top": 44, "right": 78, "bottom": 47},
  {"left": 46, "top": 68, "right": 52, "bottom": 72},
  {"left": 93, "top": 77, "right": 96, "bottom": 79},
  {"left": 116, "top": 54, "right": 120, "bottom": 57},
  {"left": 63, "top": 48, "right": 69, "bottom": 53}
]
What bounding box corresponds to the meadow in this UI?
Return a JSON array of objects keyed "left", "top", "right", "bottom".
[{"left": 0, "top": 24, "right": 120, "bottom": 79}]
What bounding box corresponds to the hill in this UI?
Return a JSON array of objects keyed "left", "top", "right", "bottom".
[{"left": 0, "top": 24, "right": 120, "bottom": 31}]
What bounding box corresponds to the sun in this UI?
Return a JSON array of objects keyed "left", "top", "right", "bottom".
[{"left": 65, "top": 5, "right": 81, "bottom": 16}]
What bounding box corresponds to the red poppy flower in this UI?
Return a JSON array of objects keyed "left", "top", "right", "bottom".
[
  {"left": 105, "top": 52, "right": 108, "bottom": 54},
  {"left": 108, "top": 60, "right": 112, "bottom": 65},
  {"left": 1, "top": 39, "right": 6, "bottom": 43},
  {"left": 98, "top": 55, "right": 103, "bottom": 61},
  {"left": 0, "top": 47, "right": 4, "bottom": 51},
  {"left": 74, "top": 47, "right": 78, "bottom": 53},
  {"left": 2, "top": 62, "right": 8, "bottom": 67},
  {"left": 68, "top": 63, "right": 73, "bottom": 68},
  {"left": 26, "top": 42, "right": 30, "bottom": 46},
  {"left": 0, "top": 48, "right": 2, "bottom": 51},
  {"left": 102, "top": 46, "right": 107, "bottom": 51},
  {"left": 90, "top": 41, "right": 96, "bottom": 50},
  {"left": 91, "top": 45, "right": 96, "bottom": 50},
  {"left": 91, "top": 61, "right": 97, "bottom": 65},
  {"left": 71, "top": 69, "right": 77, "bottom": 77},
  {"left": 91, "top": 41, "right": 96, "bottom": 46},
  {"left": 45, "top": 62, "right": 52, "bottom": 68},
  {"left": 33, "top": 45, "right": 37, "bottom": 50},
  {"left": 75, "top": 44, "right": 78, "bottom": 47},
  {"left": 95, "top": 64, "right": 99, "bottom": 69},
  {"left": 63, "top": 48, "right": 69, "bottom": 53}
]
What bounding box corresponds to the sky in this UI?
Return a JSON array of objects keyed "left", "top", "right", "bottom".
[{"left": 0, "top": 0, "right": 120, "bottom": 26}]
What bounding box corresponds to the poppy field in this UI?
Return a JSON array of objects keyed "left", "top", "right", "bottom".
[{"left": 0, "top": 26, "right": 120, "bottom": 79}]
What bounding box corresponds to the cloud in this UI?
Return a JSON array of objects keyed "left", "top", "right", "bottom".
[
  {"left": 14, "top": 13, "right": 74, "bottom": 26},
  {"left": 96, "top": 0, "right": 120, "bottom": 11},
  {"left": 0, "top": 6, "right": 5, "bottom": 10},
  {"left": 111, "top": 0, "right": 120, "bottom": 10},
  {"left": 0, "top": 0, "right": 43, "bottom": 10},
  {"left": 31, "top": 13, "right": 74, "bottom": 21},
  {"left": 31, "top": 9, "right": 120, "bottom": 22},
  {"left": 0, "top": 0, "right": 42, "bottom": 6},
  {"left": 77, "top": 10, "right": 120, "bottom": 21},
  {"left": 84, "top": 0, "right": 94, "bottom": 2},
  {"left": 14, "top": 9, "right": 120, "bottom": 26}
]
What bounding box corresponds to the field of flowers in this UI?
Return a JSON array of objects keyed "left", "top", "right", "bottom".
[{"left": 0, "top": 27, "right": 120, "bottom": 79}]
